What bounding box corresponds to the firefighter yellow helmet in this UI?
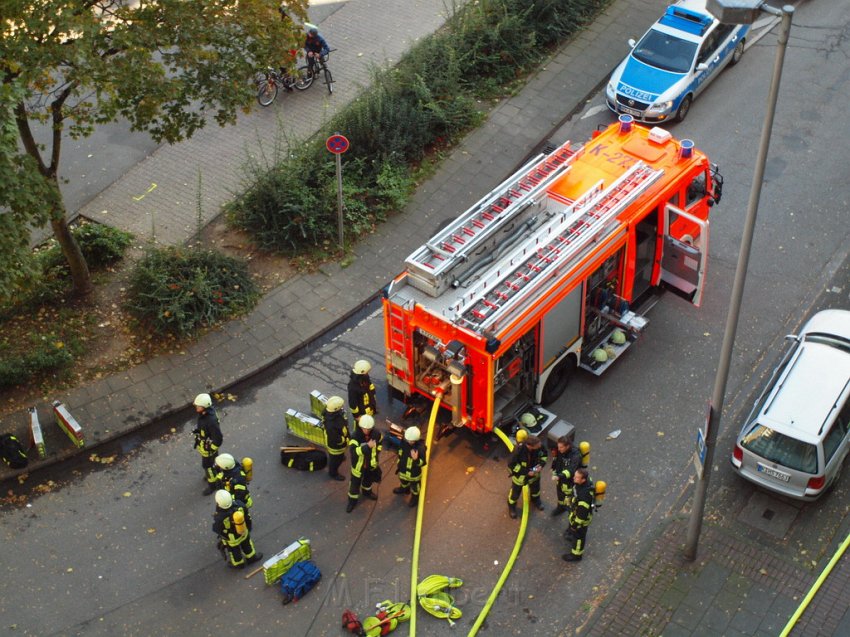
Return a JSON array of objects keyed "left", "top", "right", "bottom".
[
  {"left": 592, "top": 348, "right": 608, "bottom": 362},
  {"left": 326, "top": 396, "right": 345, "bottom": 413},
  {"left": 359, "top": 414, "right": 375, "bottom": 430},
  {"left": 215, "top": 490, "right": 233, "bottom": 509},
  {"left": 515, "top": 429, "right": 528, "bottom": 443},
  {"left": 519, "top": 413, "right": 537, "bottom": 428},
  {"left": 405, "top": 426, "right": 421, "bottom": 442},
  {"left": 353, "top": 360, "right": 372, "bottom": 375},
  {"left": 611, "top": 328, "right": 627, "bottom": 345},
  {"left": 193, "top": 393, "right": 212, "bottom": 409},
  {"left": 215, "top": 453, "right": 235, "bottom": 470}
]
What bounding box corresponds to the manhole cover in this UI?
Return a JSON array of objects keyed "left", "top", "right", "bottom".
[{"left": 737, "top": 491, "right": 800, "bottom": 538}]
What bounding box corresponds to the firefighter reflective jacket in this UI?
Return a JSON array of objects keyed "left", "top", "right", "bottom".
[
  {"left": 348, "top": 371, "right": 377, "bottom": 418},
  {"left": 323, "top": 409, "right": 350, "bottom": 454},
  {"left": 507, "top": 444, "right": 547, "bottom": 486},
  {"left": 397, "top": 440, "right": 427, "bottom": 482},
  {"left": 194, "top": 407, "right": 223, "bottom": 458},
  {"left": 349, "top": 429, "right": 383, "bottom": 478},
  {"left": 569, "top": 480, "right": 594, "bottom": 529},
  {"left": 552, "top": 446, "right": 582, "bottom": 499},
  {"left": 216, "top": 464, "right": 253, "bottom": 508},
  {"left": 213, "top": 500, "right": 249, "bottom": 546}
]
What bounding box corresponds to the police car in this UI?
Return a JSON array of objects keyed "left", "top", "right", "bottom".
[{"left": 605, "top": 0, "right": 748, "bottom": 124}]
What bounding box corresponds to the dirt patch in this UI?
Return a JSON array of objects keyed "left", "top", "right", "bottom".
[{"left": 0, "top": 215, "right": 297, "bottom": 420}]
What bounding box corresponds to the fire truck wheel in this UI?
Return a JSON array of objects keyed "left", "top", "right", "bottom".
[
  {"left": 541, "top": 356, "right": 576, "bottom": 406},
  {"left": 675, "top": 95, "right": 692, "bottom": 123}
]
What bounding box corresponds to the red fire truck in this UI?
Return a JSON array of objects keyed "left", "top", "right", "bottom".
[{"left": 382, "top": 120, "right": 723, "bottom": 433}]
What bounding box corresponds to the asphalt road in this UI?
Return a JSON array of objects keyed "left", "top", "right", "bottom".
[{"left": 2, "top": 1, "right": 848, "bottom": 635}]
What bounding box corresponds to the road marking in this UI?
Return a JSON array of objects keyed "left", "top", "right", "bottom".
[
  {"left": 582, "top": 104, "right": 609, "bottom": 119},
  {"left": 133, "top": 183, "right": 157, "bottom": 201}
]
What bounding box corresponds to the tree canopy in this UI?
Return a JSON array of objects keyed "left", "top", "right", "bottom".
[{"left": 1, "top": 0, "right": 308, "bottom": 300}]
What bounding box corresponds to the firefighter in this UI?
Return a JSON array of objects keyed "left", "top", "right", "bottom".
[
  {"left": 348, "top": 359, "right": 377, "bottom": 423},
  {"left": 507, "top": 432, "right": 547, "bottom": 518},
  {"left": 323, "top": 396, "right": 350, "bottom": 481},
  {"left": 193, "top": 393, "right": 223, "bottom": 495},
  {"left": 212, "top": 490, "right": 262, "bottom": 569},
  {"left": 393, "top": 426, "right": 426, "bottom": 507},
  {"left": 346, "top": 415, "right": 383, "bottom": 513},
  {"left": 214, "top": 453, "right": 253, "bottom": 528},
  {"left": 550, "top": 435, "right": 582, "bottom": 517},
  {"left": 563, "top": 467, "right": 594, "bottom": 562}
]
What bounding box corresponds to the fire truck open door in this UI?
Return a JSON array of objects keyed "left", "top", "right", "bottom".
[{"left": 660, "top": 203, "right": 709, "bottom": 307}]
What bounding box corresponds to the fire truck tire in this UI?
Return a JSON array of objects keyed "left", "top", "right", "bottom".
[{"left": 541, "top": 355, "right": 576, "bottom": 405}]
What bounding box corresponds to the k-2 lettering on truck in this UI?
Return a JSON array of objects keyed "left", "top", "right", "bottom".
[{"left": 382, "top": 119, "right": 723, "bottom": 433}]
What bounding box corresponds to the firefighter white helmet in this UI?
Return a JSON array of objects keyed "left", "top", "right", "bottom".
[
  {"left": 353, "top": 360, "right": 372, "bottom": 375},
  {"left": 215, "top": 490, "right": 233, "bottom": 509},
  {"left": 194, "top": 393, "right": 212, "bottom": 409},
  {"left": 520, "top": 413, "right": 537, "bottom": 428},
  {"left": 404, "top": 426, "right": 421, "bottom": 442},
  {"left": 611, "top": 328, "right": 627, "bottom": 345},
  {"left": 359, "top": 415, "right": 375, "bottom": 430},
  {"left": 215, "top": 453, "right": 235, "bottom": 470},
  {"left": 326, "top": 396, "right": 345, "bottom": 413}
]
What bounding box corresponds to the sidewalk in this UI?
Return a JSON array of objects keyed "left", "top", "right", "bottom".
[{"left": 3, "top": 0, "right": 848, "bottom": 635}]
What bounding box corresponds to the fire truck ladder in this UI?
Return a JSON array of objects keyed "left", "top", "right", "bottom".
[
  {"left": 453, "top": 161, "right": 664, "bottom": 332},
  {"left": 386, "top": 299, "right": 413, "bottom": 385},
  {"left": 404, "top": 140, "right": 581, "bottom": 296}
]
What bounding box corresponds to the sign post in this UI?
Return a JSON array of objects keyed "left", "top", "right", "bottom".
[{"left": 326, "top": 133, "right": 350, "bottom": 249}]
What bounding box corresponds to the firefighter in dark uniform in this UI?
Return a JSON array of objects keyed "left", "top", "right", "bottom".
[
  {"left": 393, "top": 426, "right": 426, "bottom": 507},
  {"left": 323, "top": 396, "right": 350, "bottom": 481},
  {"left": 193, "top": 393, "right": 223, "bottom": 495},
  {"left": 563, "top": 467, "right": 594, "bottom": 562},
  {"left": 212, "top": 490, "right": 262, "bottom": 569},
  {"left": 550, "top": 435, "right": 582, "bottom": 517},
  {"left": 346, "top": 415, "right": 382, "bottom": 513},
  {"left": 507, "top": 432, "right": 547, "bottom": 518},
  {"left": 348, "top": 359, "right": 377, "bottom": 423},
  {"left": 214, "top": 453, "right": 253, "bottom": 529}
]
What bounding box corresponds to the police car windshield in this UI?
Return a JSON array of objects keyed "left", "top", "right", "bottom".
[{"left": 632, "top": 29, "right": 697, "bottom": 74}]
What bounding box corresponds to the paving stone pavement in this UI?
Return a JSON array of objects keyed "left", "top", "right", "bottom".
[{"left": 3, "top": 0, "right": 849, "bottom": 635}]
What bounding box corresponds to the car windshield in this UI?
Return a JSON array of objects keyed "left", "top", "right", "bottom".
[
  {"left": 741, "top": 424, "right": 818, "bottom": 474},
  {"left": 632, "top": 29, "right": 697, "bottom": 74}
]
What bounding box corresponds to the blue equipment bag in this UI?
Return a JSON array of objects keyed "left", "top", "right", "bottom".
[{"left": 280, "top": 560, "right": 321, "bottom": 605}]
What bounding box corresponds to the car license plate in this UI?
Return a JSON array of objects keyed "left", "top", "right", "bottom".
[
  {"left": 620, "top": 106, "right": 642, "bottom": 117},
  {"left": 757, "top": 463, "right": 791, "bottom": 482}
]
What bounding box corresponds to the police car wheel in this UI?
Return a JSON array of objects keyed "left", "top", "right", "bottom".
[
  {"left": 730, "top": 40, "right": 745, "bottom": 66},
  {"left": 675, "top": 95, "right": 692, "bottom": 123}
]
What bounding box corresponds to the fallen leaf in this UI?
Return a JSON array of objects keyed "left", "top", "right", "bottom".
[{"left": 123, "top": 491, "right": 132, "bottom": 497}]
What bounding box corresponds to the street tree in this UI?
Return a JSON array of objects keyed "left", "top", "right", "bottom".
[{"left": 1, "top": 0, "right": 307, "bottom": 300}]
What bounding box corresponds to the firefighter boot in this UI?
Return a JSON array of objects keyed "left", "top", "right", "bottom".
[
  {"left": 532, "top": 497, "right": 545, "bottom": 511},
  {"left": 393, "top": 486, "right": 410, "bottom": 495},
  {"left": 246, "top": 552, "right": 264, "bottom": 565},
  {"left": 508, "top": 503, "right": 518, "bottom": 519},
  {"left": 346, "top": 498, "right": 357, "bottom": 513},
  {"left": 551, "top": 505, "right": 568, "bottom": 517},
  {"left": 409, "top": 494, "right": 419, "bottom": 508},
  {"left": 362, "top": 489, "right": 378, "bottom": 501},
  {"left": 562, "top": 553, "right": 582, "bottom": 562}
]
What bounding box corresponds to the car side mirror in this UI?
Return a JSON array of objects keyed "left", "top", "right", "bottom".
[
  {"left": 696, "top": 62, "right": 709, "bottom": 72},
  {"left": 628, "top": 38, "right": 636, "bottom": 48},
  {"left": 784, "top": 334, "right": 800, "bottom": 342}
]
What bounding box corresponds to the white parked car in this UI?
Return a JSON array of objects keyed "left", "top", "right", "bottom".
[
  {"left": 606, "top": 0, "right": 748, "bottom": 123},
  {"left": 731, "top": 309, "right": 850, "bottom": 501}
]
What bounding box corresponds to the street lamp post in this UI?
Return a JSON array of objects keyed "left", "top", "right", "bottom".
[{"left": 683, "top": 1, "right": 795, "bottom": 561}]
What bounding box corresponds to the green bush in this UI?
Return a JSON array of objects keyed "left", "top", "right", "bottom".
[
  {"left": 40, "top": 221, "right": 133, "bottom": 271},
  {"left": 229, "top": 0, "right": 607, "bottom": 254},
  {"left": 125, "top": 247, "right": 260, "bottom": 336},
  {"left": 0, "top": 322, "right": 85, "bottom": 389}
]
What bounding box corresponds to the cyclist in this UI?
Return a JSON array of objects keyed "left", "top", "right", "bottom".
[{"left": 304, "top": 27, "right": 330, "bottom": 74}]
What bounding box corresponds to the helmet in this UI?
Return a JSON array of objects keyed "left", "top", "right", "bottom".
[
  {"left": 592, "top": 348, "right": 608, "bottom": 363},
  {"left": 215, "top": 453, "right": 235, "bottom": 470},
  {"left": 215, "top": 490, "right": 233, "bottom": 509},
  {"left": 404, "top": 426, "right": 421, "bottom": 442},
  {"left": 359, "top": 414, "right": 375, "bottom": 430},
  {"left": 326, "top": 396, "right": 345, "bottom": 413},
  {"left": 611, "top": 329, "right": 627, "bottom": 345},
  {"left": 515, "top": 429, "right": 528, "bottom": 443},
  {"left": 308, "top": 27, "right": 318, "bottom": 35},
  {"left": 353, "top": 360, "right": 372, "bottom": 375},
  {"left": 519, "top": 413, "right": 537, "bottom": 428},
  {"left": 194, "top": 393, "right": 212, "bottom": 409}
]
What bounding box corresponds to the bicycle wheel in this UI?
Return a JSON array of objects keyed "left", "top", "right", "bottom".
[
  {"left": 257, "top": 79, "right": 278, "bottom": 107},
  {"left": 294, "top": 66, "right": 314, "bottom": 90},
  {"left": 323, "top": 67, "right": 333, "bottom": 94}
]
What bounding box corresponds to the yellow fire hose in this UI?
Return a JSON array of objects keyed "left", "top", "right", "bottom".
[
  {"left": 409, "top": 391, "right": 443, "bottom": 636},
  {"left": 779, "top": 530, "right": 850, "bottom": 636},
  {"left": 467, "top": 427, "right": 530, "bottom": 637}
]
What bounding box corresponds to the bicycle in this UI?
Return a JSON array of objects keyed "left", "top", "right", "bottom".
[
  {"left": 255, "top": 67, "right": 301, "bottom": 107},
  {"left": 294, "top": 49, "right": 335, "bottom": 94}
]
